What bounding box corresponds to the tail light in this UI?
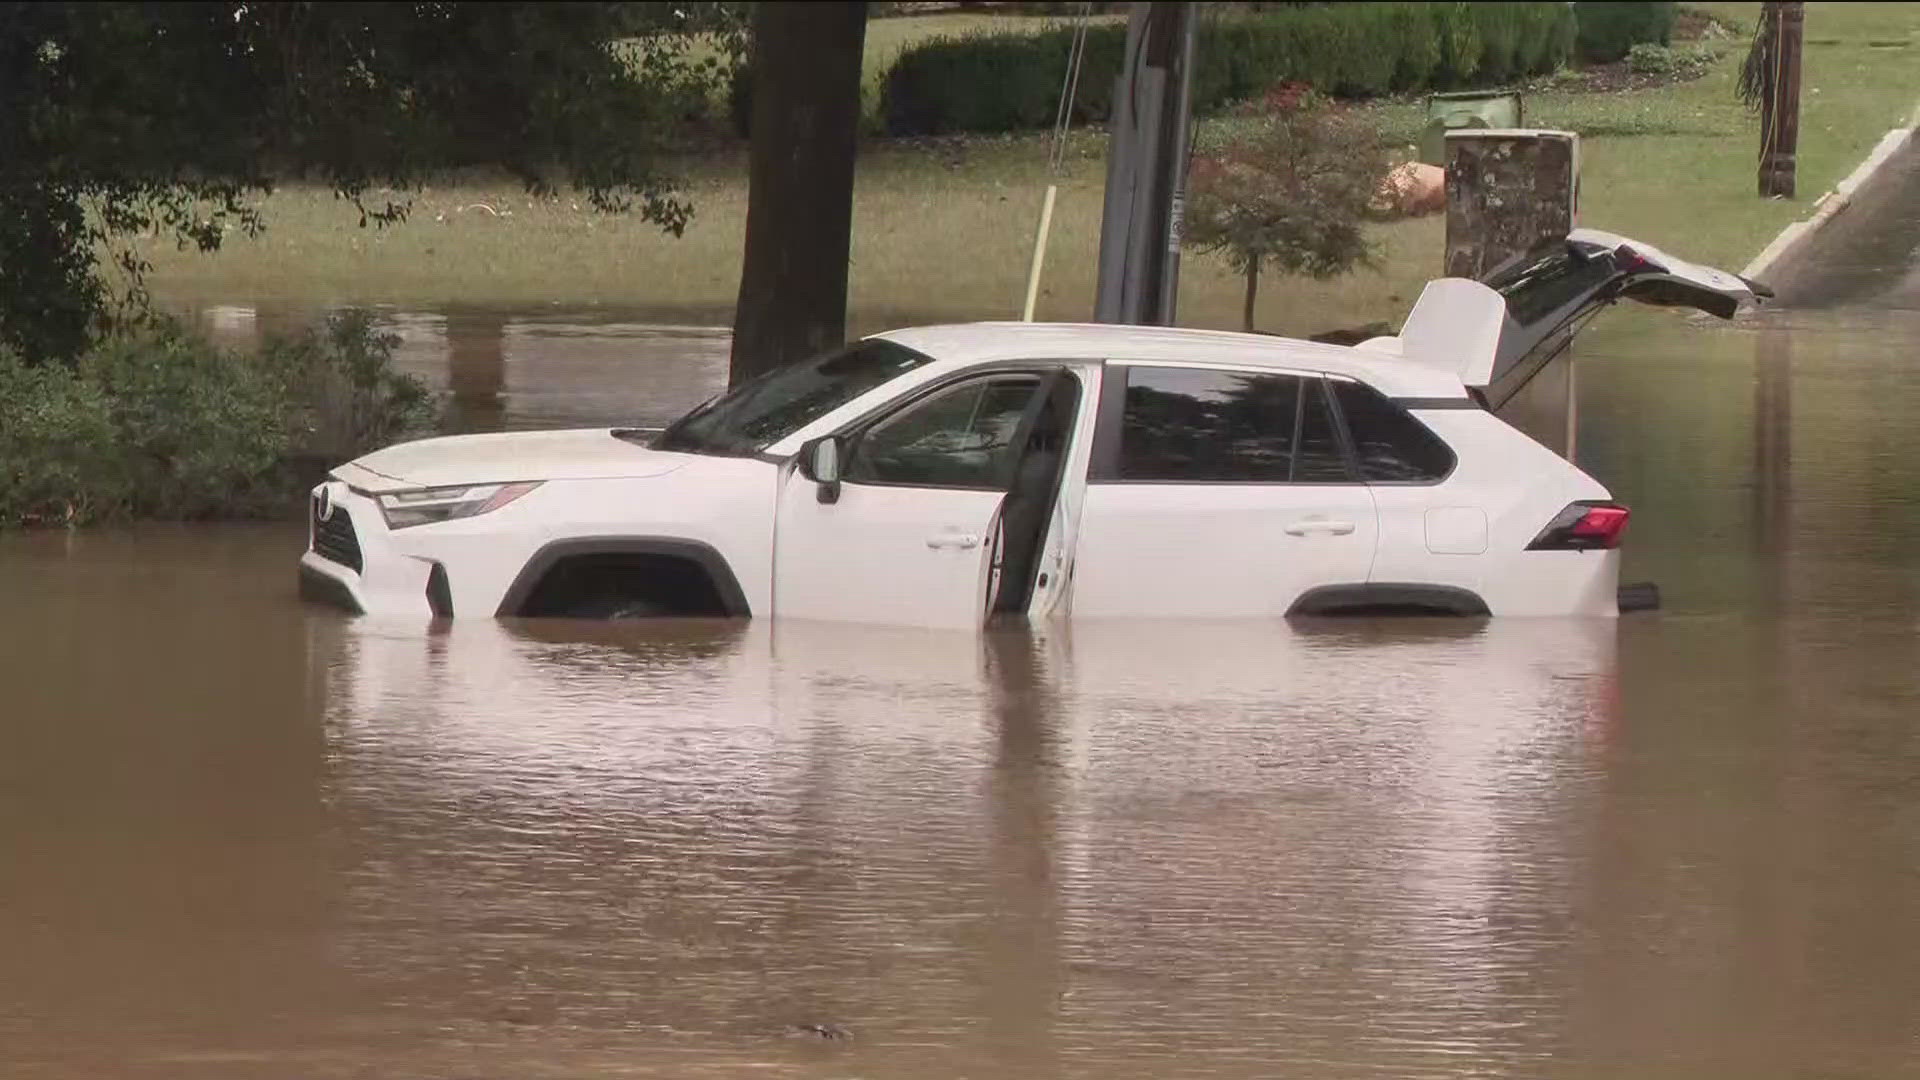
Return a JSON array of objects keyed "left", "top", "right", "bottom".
[
  {"left": 1613, "top": 244, "right": 1663, "bottom": 275},
  {"left": 1528, "top": 501, "right": 1630, "bottom": 551}
]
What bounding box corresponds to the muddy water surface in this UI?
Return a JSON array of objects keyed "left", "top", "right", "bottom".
[{"left": 7, "top": 155, "right": 1920, "bottom": 1078}]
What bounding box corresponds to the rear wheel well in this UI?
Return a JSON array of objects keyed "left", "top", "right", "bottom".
[
  {"left": 1289, "top": 584, "right": 1490, "bottom": 618},
  {"left": 499, "top": 541, "right": 748, "bottom": 618}
]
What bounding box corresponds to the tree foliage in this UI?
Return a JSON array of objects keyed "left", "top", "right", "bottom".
[
  {"left": 0, "top": 2, "right": 733, "bottom": 365},
  {"left": 1183, "top": 85, "right": 1393, "bottom": 332}
]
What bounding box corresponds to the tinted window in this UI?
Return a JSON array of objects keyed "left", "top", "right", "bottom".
[
  {"left": 1487, "top": 248, "right": 1614, "bottom": 325},
  {"left": 1118, "top": 367, "right": 1309, "bottom": 482},
  {"left": 653, "top": 339, "right": 933, "bottom": 456},
  {"left": 1293, "top": 380, "right": 1352, "bottom": 482},
  {"left": 1331, "top": 379, "right": 1455, "bottom": 482},
  {"left": 846, "top": 376, "right": 1040, "bottom": 488}
]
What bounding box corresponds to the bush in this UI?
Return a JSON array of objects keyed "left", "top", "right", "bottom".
[
  {"left": 0, "top": 312, "right": 435, "bottom": 528},
  {"left": 78, "top": 321, "right": 293, "bottom": 521},
  {"left": 1574, "top": 1, "right": 1675, "bottom": 63},
  {"left": 266, "top": 310, "right": 436, "bottom": 466},
  {"left": 1625, "top": 41, "right": 1718, "bottom": 77},
  {"left": 0, "top": 355, "right": 126, "bottom": 526},
  {"left": 880, "top": 2, "right": 1574, "bottom": 136}
]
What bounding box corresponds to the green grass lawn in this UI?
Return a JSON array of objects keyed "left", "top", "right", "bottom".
[{"left": 138, "top": 2, "right": 1920, "bottom": 338}]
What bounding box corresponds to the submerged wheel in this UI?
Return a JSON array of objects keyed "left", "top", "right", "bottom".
[
  {"left": 558, "top": 596, "right": 672, "bottom": 620},
  {"left": 1617, "top": 582, "right": 1662, "bottom": 613}
]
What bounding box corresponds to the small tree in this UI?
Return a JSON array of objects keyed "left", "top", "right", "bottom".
[{"left": 1184, "top": 85, "right": 1392, "bottom": 333}]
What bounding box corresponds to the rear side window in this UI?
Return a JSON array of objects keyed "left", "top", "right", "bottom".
[
  {"left": 1112, "top": 367, "right": 1353, "bottom": 483},
  {"left": 1292, "top": 383, "right": 1351, "bottom": 482},
  {"left": 1330, "top": 379, "right": 1455, "bottom": 482}
]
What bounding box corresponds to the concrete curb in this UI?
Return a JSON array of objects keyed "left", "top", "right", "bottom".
[{"left": 1742, "top": 99, "right": 1920, "bottom": 283}]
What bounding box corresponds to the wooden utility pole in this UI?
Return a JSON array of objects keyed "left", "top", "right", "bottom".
[{"left": 1758, "top": 1, "right": 1804, "bottom": 198}]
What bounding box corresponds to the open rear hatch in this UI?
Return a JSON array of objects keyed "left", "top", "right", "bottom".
[
  {"left": 1365, "top": 230, "right": 1767, "bottom": 407},
  {"left": 1474, "top": 229, "right": 1768, "bottom": 408}
]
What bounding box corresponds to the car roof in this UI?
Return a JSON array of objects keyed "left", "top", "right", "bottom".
[{"left": 869, "top": 321, "right": 1469, "bottom": 399}]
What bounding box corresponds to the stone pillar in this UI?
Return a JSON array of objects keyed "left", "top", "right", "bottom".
[{"left": 1443, "top": 129, "right": 1580, "bottom": 280}]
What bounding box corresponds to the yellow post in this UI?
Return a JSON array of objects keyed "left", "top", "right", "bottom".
[
  {"left": 1565, "top": 355, "right": 1578, "bottom": 461},
  {"left": 1022, "top": 184, "right": 1059, "bottom": 322}
]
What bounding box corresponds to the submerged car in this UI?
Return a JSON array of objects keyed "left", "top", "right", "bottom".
[{"left": 300, "top": 231, "right": 1760, "bottom": 626}]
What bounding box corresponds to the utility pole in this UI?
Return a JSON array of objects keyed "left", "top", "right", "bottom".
[
  {"left": 1758, "top": 1, "right": 1803, "bottom": 198},
  {"left": 1093, "top": 2, "right": 1198, "bottom": 326}
]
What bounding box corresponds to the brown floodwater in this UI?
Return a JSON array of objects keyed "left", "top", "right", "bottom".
[{"left": 7, "top": 156, "right": 1920, "bottom": 1077}]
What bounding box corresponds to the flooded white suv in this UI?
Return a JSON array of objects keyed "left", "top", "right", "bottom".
[{"left": 300, "top": 231, "right": 1759, "bottom": 626}]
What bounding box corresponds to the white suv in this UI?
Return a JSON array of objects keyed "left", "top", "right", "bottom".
[{"left": 300, "top": 231, "right": 1758, "bottom": 626}]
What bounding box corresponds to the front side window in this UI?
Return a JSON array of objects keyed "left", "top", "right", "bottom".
[
  {"left": 653, "top": 339, "right": 934, "bottom": 456},
  {"left": 1330, "top": 379, "right": 1455, "bottom": 482},
  {"left": 1115, "top": 367, "right": 1352, "bottom": 483},
  {"left": 845, "top": 375, "right": 1042, "bottom": 488}
]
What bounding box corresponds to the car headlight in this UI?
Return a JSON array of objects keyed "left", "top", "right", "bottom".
[{"left": 376, "top": 481, "right": 542, "bottom": 529}]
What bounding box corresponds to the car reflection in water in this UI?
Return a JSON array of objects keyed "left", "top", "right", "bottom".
[{"left": 306, "top": 613, "right": 1615, "bottom": 1071}]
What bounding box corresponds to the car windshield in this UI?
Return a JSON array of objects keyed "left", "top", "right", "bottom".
[{"left": 651, "top": 339, "right": 935, "bottom": 456}]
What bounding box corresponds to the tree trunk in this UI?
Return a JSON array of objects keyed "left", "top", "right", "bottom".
[
  {"left": 729, "top": 2, "right": 869, "bottom": 386},
  {"left": 1241, "top": 261, "right": 1259, "bottom": 333}
]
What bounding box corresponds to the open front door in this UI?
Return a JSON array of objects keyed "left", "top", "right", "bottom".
[
  {"left": 773, "top": 371, "right": 1059, "bottom": 628},
  {"left": 774, "top": 479, "right": 1003, "bottom": 628}
]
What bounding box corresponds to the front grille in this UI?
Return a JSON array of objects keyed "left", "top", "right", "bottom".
[{"left": 312, "top": 495, "right": 364, "bottom": 573}]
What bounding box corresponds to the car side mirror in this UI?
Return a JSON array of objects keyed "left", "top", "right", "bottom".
[{"left": 800, "top": 436, "right": 844, "bottom": 504}]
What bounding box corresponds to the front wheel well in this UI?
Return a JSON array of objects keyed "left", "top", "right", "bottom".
[{"left": 498, "top": 541, "right": 748, "bottom": 618}]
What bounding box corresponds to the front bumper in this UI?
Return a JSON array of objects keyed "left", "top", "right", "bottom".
[
  {"left": 298, "top": 486, "right": 438, "bottom": 618},
  {"left": 299, "top": 554, "right": 365, "bottom": 614}
]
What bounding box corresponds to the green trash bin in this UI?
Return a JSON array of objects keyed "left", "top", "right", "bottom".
[{"left": 1418, "top": 90, "right": 1525, "bottom": 166}]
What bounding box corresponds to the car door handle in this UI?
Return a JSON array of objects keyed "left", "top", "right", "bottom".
[
  {"left": 926, "top": 533, "right": 982, "bottom": 550},
  {"left": 1285, "top": 520, "right": 1357, "bottom": 537}
]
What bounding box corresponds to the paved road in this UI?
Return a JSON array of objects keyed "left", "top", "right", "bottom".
[{"left": 1770, "top": 134, "right": 1920, "bottom": 309}]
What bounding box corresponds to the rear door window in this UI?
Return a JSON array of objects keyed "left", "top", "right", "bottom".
[
  {"left": 1116, "top": 367, "right": 1295, "bottom": 481},
  {"left": 1329, "top": 379, "right": 1455, "bottom": 482},
  {"left": 1106, "top": 367, "right": 1354, "bottom": 483}
]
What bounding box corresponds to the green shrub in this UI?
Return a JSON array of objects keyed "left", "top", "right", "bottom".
[
  {"left": 883, "top": 29, "right": 1077, "bottom": 135},
  {"left": 79, "top": 321, "right": 292, "bottom": 520},
  {"left": 1431, "top": 1, "right": 1484, "bottom": 85},
  {"left": 1626, "top": 41, "right": 1719, "bottom": 77},
  {"left": 1386, "top": 4, "right": 1440, "bottom": 91},
  {"left": 0, "top": 352, "right": 126, "bottom": 526},
  {"left": 1472, "top": 2, "right": 1520, "bottom": 83},
  {"left": 265, "top": 310, "right": 436, "bottom": 465},
  {"left": 0, "top": 311, "right": 435, "bottom": 528},
  {"left": 1574, "top": 1, "right": 1675, "bottom": 62},
  {"left": 1513, "top": 2, "right": 1579, "bottom": 75},
  {"left": 880, "top": 2, "right": 1572, "bottom": 136}
]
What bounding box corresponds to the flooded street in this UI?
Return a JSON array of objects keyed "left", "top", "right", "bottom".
[{"left": 8, "top": 156, "right": 1920, "bottom": 1076}]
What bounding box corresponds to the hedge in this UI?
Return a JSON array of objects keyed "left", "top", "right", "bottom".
[
  {"left": 880, "top": 2, "right": 1577, "bottom": 137},
  {"left": 0, "top": 312, "right": 434, "bottom": 528},
  {"left": 1573, "top": 1, "right": 1676, "bottom": 63}
]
